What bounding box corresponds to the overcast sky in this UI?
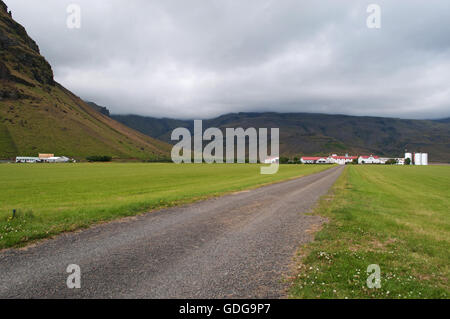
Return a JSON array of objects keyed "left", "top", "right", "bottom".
[{"left": 4, "top": 0, "right": 450, "bottom": 119}]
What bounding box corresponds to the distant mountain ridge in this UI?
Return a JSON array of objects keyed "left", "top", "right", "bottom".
[
  {"left": 112, "top": 112, "right": 450, "bottom": 162},
  {"left": 434, "top": 117, "right": 450, "bottom": 124},
  {"left": 0, "top": 1, "right": 170, "bottom": 160}
]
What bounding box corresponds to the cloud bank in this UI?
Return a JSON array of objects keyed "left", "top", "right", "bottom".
[{"left": 5, "top": 0, "right": 450, "bottom": 119}]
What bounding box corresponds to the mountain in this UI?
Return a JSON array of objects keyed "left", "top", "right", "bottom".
[
  {"left": 86, "top": 101, "right": 110, "bottom": 117},
  {"left": 434, "top": 117, "right": 450, "bottom": 124},
  {"left": 0, "top": 2, "right": 170, "bottom": 160},
  {"left": 112, "top": 112, "right": 450, "bottom": 162}
]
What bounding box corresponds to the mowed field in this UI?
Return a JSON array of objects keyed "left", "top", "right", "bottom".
[
  {"left": 0, "top": 163, "right": 331, "bottom": 249},
  {"left": 290, "top": 165, "right": 450, "bottom": 299}
]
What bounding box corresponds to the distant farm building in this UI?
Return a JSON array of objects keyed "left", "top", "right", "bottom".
[
  {"left": 379, "top": 158, "right": 406, "bottom": 165},
  {"left": 263, "top": 156, "right": 279, "bottom": 164},
  {"left": 299, "top": 152, "right": 425, "bottom": 166},
  {"left": 358, "top": 155, "right": 381, "bottom": 164},
  {"left": 301, "top": 154, "right": 357, "bottom": 165},
  {"left": 301, "top": 157, "right": 325, "bottom": 164},
  {"left": 44, "top": 156, "right": 70, "bottom": 163},
  {"left": 406, "top": 152, "right": 428, "bottom": 166},
  {"left": 16, "top": 157, "right": 40, "bottom": 163},
  {"left": 330, "top": 154, "right": 358, "bottom": 165},
  {"left": 16, "top": 154, "right": 70, "bottom": 163}
]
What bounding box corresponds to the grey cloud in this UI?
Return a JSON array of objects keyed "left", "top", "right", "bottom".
[{"left": 4, "top": 0, "right": 450, "bottom": 119}]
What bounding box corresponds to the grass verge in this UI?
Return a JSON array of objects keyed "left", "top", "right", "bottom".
[{"left": 289, "top": 165, "right": 449, "bottom": 299}]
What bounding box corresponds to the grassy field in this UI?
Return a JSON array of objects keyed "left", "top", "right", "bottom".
[
  {"left": 0, "top": 163, "right": 332, "bottom": 249},
  {"left": 289, "top": 165, "right": 449, "bottom": 299}
]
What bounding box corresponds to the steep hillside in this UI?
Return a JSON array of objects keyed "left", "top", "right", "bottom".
[
  {"left": 112, "top": 112, "right": 450, "bottom": 162},
  {"left": 86, "top": 101, "right": 110, "bottom": 117},
  {"left": 0, "top": 2, "right": 170, "bottom": 160}
]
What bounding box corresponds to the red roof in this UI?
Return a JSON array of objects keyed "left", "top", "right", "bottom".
[
  {"left": 360, "top": 155, "right": 379, "bottom": 159},
  {"left": 331, "top": 156, "right": 358, "bottom": 160}
]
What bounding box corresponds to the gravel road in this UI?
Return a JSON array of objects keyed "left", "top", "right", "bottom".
[{"left": 0, "top": 166, "right": 343, "bottom": 299}]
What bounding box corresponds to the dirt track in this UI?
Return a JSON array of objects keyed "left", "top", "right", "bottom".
[{"left": 0, "top": 166, "right": 343, "bottom": 298}]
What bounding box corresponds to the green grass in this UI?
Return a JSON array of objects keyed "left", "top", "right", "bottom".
[
  {"left": 0, "top": 163, "right": 332, "bottom": 249},
  {"left": 289, "top": 165, "right": 450, "bottom": 299},
  {"left": 0, "top": 121, "right": 17, "bottom": 158}
]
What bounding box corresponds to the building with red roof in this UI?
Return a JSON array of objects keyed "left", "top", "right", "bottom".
[
  {"left": 329, "top": 154, "right": 358, "bottom": 165},
  {"left": 300, "top": 154, "right": 358, "bottom": 165}
]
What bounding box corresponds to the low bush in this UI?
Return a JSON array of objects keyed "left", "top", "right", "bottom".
[{"left": 86, "top": 155, "right": 112, "bottom": 162}]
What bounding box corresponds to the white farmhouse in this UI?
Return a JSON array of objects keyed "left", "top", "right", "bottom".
[
  {"left": 328, "top": 154, "right": 358, "bottom": 165},
  {"left": 301, "top": 156, "right": 329, "bottom": 164},
  {"left": 358, "top": 155, "right": 381, "bottom": 164}
]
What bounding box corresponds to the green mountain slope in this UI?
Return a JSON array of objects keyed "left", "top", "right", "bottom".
[
  {"left": 112, "top": 112, "right": 450, "bottom": 162},
  {"left": 0, "top": 2, "right": 170, "bottom": 160}
]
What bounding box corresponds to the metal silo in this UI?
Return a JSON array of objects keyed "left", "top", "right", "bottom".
[
  {"left": 414, "top": 153, "right": 422, "bottom": 165},
  {"left": 421, "top": 153, "right": 428, "bottom": 166}
]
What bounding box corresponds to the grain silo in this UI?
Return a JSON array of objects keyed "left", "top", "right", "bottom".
[
  {"left": 414, "top": 153, "right": 422, "bottom": 165},
  {"left": 421, "top": 153, "right": 428, "bottom": 166}
]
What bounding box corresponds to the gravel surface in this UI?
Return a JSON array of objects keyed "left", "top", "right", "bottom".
[{"left": 0, "top": 166, "right": 343, "bottom": 299}]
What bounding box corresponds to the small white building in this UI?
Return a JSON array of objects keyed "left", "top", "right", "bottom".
[
  {"left": 380, "top": 158, "right": 405, "bottom": 165},
  {"left": 43, "top": 156, "right": 70, "bottom": 163},
  {"left": 329, "top": 154, "right": 358, "bottom": 165},
  {"left": 300, "top": 154, "right": 357, "bottom": 165},
  {"left": 358, "top": 155, "right": 382, "bottom": 164},
  {"left": 263, "top": 156, "right": 279, "bottom": 164},
  {"left": 301, "top": 156, "right": 328, "bottom": 164},
  {"left": 16, "top": 157, "right": 41, "bottom": 163},
  {"left": 316, "top": 157, "right": 329, "bottom": 164}
]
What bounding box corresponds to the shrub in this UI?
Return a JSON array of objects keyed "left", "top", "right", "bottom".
[
  {"left": 385, "top": 159, "right": 398, "bottom": 165},
  {"left": 86, "top": 155, "right": 112, "bottom": 162}
]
